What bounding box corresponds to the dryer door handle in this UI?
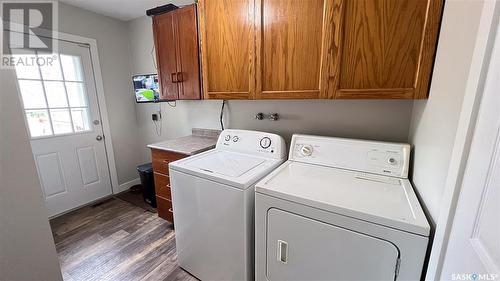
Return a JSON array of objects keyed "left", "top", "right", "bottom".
[{"left": 277, "top": 240, "right": 288, "bottom": 264}]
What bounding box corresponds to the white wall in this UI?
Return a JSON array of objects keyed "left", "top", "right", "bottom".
[
  {"left": 128, "top": 16, "right": 415, "bottom": 164},
  {"left": 57, "top": 3, "right": 143, "bottom": 185},
  {"left": 0, "top": 69, "right": 62, "bottom": 281},
  {"left": 408, "top": 0, "right": 485, "bottom": 224}
]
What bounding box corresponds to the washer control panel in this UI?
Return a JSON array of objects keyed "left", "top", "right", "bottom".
[
  {"left": 217, "top": 129, "right": 286, "bottom": 160},
  {"left": 290, "top": 134, "right": 410, "bottom": 178}
]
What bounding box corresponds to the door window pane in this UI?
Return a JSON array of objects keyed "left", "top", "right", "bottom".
[
  {"left": 18, "top": 80, "right": 46, "bottom": 109},
  {"left": 13, "top": 55, "right": 40, "bottom": 79},
  {"left": 71, "top": 108, "right": 91, "bottom": 132},
  {"left": 16, "top": 49, "right": 94, "bottom": 139},
  {"left": 39, "top": 53, "right": 63, "bottom": 80},
  {"left": 66, "top": 82, "right": 87, "bottom": 107},
  {"left": 50, "top": 109, "right": 73, "bottom": 135},
  {"left": 61, "top": 55, "right": 84, "bottom": 81},
  {"left": 44, "top": 81, "right": 68, "bottom": 108},
  {"left": 26, "top": 110, "right": 52, "bottom": 137}
]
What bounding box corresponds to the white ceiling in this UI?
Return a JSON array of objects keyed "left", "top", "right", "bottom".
[{"left": 60, "top": 0, "right": 194, "bottom": 21}]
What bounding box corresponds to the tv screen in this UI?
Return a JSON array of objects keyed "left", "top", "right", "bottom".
[{"left": 133, "top": 74, "right": 160, "bottom": 103}]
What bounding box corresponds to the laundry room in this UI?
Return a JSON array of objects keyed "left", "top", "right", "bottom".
[{"left": 1, "top": 0, "right": 498, "bottom": 281}]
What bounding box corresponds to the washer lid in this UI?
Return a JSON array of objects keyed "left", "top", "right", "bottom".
[
  {"left": 186, "top": 151, "right": 266, "bottom": 177},
  {"left": 256, "top": 161, "right": 430, "bottom": 236},
  {"left": 169, "top": 150, "right": 285, "bottom": 189}
]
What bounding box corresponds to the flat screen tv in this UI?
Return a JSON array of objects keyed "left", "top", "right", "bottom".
[{"left": 133, "top": 74, "right": 160, "bottom": 103}]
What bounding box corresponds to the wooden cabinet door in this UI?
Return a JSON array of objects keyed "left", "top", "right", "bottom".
[
  {"left": 332, "top": 0, "right": 443, "bottom": 99},
  {"left": 198, "top": 0, "right": 255, "bottom": 99},
  {"left": 153, "top": 12, "right": 179, "bottom": 100},
  {"left": 255, "top": 0, "right": 340, "bottom": 99},
  {"left": 174, "top": 5, "right": 201, "bottom": 100}
]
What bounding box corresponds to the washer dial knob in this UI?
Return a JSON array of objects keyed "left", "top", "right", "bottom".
[
  {"left": 232, "top": 136, "right": 239, "bottom": 142},
  {"left": 224, "top": 135, "right": 231, "bottom": 141},
  {"left": 260, "top": 137, "right": 272, "bottom": 149},
  {"left": 300, "top": 145, "right": 314, "bottom": 156}
]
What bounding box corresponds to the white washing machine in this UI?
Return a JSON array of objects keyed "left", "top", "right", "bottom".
[
  {"left": 169, "top": 129, "right": 286, "bottom": 281},
  {"left": 255, "top": 134, "right": 430, "bottom": 281}
]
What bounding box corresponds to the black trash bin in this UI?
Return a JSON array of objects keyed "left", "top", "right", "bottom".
[{"left": 137, "top": 163, "right": 157, "bottom": 208}]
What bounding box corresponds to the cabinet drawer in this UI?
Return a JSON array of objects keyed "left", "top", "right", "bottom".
[
  {"left": 151, "top": 149, "right": 185, "bottom": 175},
  {"left": 156, "top": 196, "right": 174, "bottom": 223},
  {"left": 154, "top": 173, "right": 171, "bottom": 199}
]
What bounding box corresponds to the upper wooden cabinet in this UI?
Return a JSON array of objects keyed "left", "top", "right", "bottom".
[
  {"left": 153, "top": 4, "right": 201, "bottom": 101},
  {"left": 198, "top": 0, "right": 443, "bottom": 100},
  {"left": 198, "top": 0, "right": 255, "bottom": 99},
  {"left": 255, "top": 0, "right": 335, "bottom": 99},
  {"left": 332, "top": 0, "right": 444, "bottom": 99}
]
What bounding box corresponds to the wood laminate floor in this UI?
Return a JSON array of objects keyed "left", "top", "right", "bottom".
[{"left": 50, "top": 197, "right": 197, "bottom": 281}]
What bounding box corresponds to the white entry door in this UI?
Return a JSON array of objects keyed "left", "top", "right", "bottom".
[
  {"left": 14, "top": 39, "right": 112, "bottom": 217},
  {"left": 440, "top": 20, "right": 500, "bottom": 279}
]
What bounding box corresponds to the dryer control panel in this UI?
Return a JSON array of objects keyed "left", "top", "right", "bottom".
[
  {"left": 217, "top": 129, "right": 286, "bottom": 160},
  {"left": 290, "top": 134, "right": 410, "bottom": 178}
]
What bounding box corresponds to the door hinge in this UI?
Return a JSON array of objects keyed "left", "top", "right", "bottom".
[{"left": 394, "top": 258, "right": 401, "bottom": 280}]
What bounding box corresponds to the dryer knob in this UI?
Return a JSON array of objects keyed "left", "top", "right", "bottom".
[
  {"left": 388, "top": 157, "right": 397, "bottom": 165},
  {"left": 300, "top": 145, "right": 314, "bottom": 157}
]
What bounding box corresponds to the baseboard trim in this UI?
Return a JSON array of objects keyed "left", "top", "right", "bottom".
[{"left": 114, "top": 178, "right": 141, "bottom": 194}]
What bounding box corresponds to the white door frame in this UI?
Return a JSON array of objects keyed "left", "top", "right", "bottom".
[
  {"left": 8, "top": 26, "right": 121, "bottom": 195},
  {"left": 425, "top": 1, "right": 500, "bottom": 279}
]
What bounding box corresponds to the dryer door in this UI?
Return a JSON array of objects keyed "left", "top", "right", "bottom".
[{"left": 266, "top": 209, "right": 400, "bottom": 281}]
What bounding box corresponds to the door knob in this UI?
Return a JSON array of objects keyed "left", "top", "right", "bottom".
[{"left": 96, "top": 135, "right": 103, "bottom": 141}]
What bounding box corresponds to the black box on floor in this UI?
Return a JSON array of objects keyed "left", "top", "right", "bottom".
[{"left": 137, "top": 163, "right": 157, "bottom": 208}]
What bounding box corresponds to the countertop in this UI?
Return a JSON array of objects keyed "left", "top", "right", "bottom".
[{"left": 147, "top": 128, "right": 220, "bottom": 156}]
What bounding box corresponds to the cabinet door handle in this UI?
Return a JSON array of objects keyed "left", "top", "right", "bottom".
[
  {"left": 277, "top": 240, "right": 288, "bottom": 264},
  {"left": 168, "top": 208, "right": 173, "bottom": 212},
  {"left": 171, "top": 73, "right": 178, "bottom": 83},
  {"left": 176, "top": 72, "right": 183, "bottom": 82}
]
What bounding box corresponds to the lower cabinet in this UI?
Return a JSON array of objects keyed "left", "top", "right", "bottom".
[
  {"left": 151, "top": 149, "right": 186, "bottom": 224},
  {"left": 156, "top": 195, "right": 174, "bottom": 223}
]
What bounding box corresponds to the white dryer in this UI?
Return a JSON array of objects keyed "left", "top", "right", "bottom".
[
  {"left": 255, "top": 134, "right": 430, "bottom": 281},
  {"left": 169, "top": 129, "right": 286, "bottom": 281}
]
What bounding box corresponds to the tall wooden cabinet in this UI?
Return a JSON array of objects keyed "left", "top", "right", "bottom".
[
  {"left": 197, "top": 0, "right": 444, "bottom": 100},
  {"left": 153, "top": 4, "right": 201, "bottom": 100}
]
